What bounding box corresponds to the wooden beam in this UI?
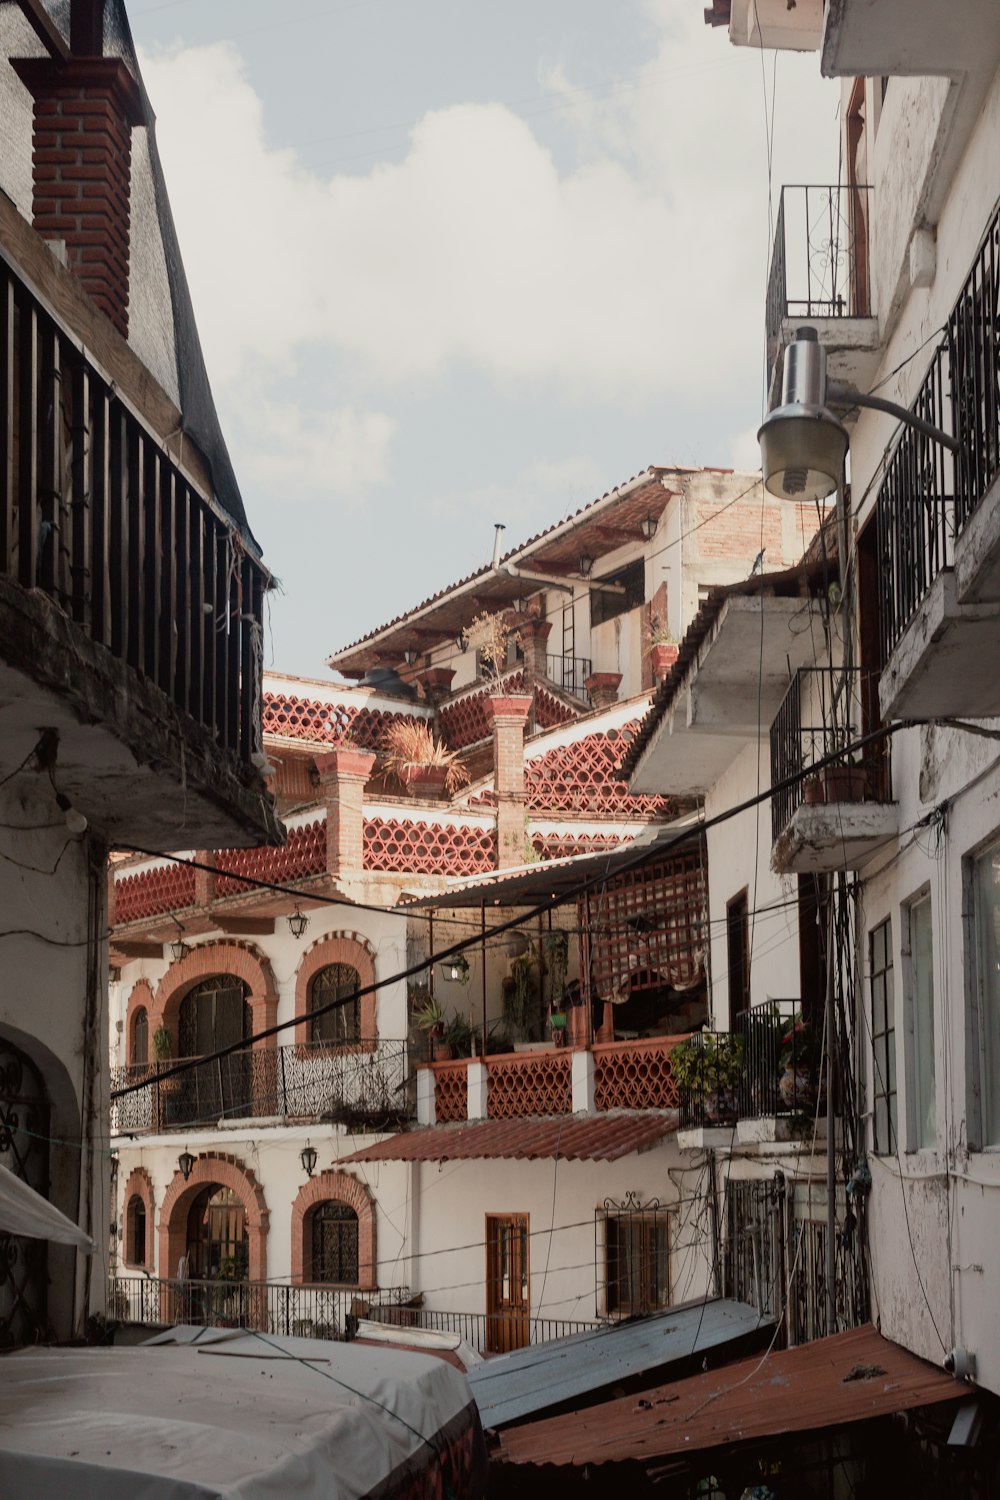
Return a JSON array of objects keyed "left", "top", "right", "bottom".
[
  {"left": 69, "top": 0, "right": 106, "bottom": 56},
  {"left": 13, "top": 0, "right": 70, "bottom": 60},
  {"left": 111, "top": 940, "right": 164, "bottom": 959},
  {"left": 214, "top": 915, "right": 276, "bottom": 936}
]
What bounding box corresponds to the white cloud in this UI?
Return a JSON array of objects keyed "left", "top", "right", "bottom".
[
  {"left": 139, "top": 26, "right": 838, "bottom": 418},
  {"left": 429, "top": 454, "right": 610, "bottom": 536},
  {"left": 224, "top": 397, "right": 396, "bottom": 501}
]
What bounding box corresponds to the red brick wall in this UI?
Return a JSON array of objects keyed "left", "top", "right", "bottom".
[
  {"left": 290, "top": 1170, "right": 376, "bottom": 1289},
  {"left": 13, "top": 58, "right": 143, "bottom": 337}
]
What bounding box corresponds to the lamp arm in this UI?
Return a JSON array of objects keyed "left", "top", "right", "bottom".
[{"left": 827, "top": 379, "right": 960, "bottom": 454}]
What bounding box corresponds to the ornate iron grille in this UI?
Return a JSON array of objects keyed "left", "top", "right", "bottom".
[
  {"left": 311, "top": 1203, "right": 359, "bottom": 1284},
  {"left": 597, "top": 1192, "right": 670, "bottom": 1318},
  {"left": 110, "top": 1039, "right": 410, "bottom": 1134},
  {"left": 0, "top": 1039, "right": 50, "bottom": 1347}
]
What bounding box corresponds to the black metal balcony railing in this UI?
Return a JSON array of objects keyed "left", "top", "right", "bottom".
[
  {"left": 876, "top": 344, "right": 956, "bottom": 663},
  {"left": 0, "top": 251, "right": 267, "bottom": 760},
  {"left": 769, "top": 666, "right": 891, "bottom": 844},
  {"left": 109, "top": 1276, "right": 602, "bottom": 1353},
  {"left": 765, "top": 184, "right": 873, "bottom": 392},
  {"left": 545, "top": 653, "right": 593, "bottom": 699},
  {"left": 677, "top": 1007, "right": 825, "bottom": 1128},
  {"left": 877, "top": 197, "right": 1000, "bottom": 658},
  {"left": 110, "top": 1039, "right": 409, "bottom": 1135}
]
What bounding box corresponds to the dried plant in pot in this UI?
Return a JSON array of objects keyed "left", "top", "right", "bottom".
[
  {"left": 382, "top": 720, "right": 469, "bottom": 797},
  {"left": 467, "top": 609, "right": 522, "bottom": 686}
]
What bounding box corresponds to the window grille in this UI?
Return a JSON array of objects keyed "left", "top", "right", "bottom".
[
  {"left": 598, "top": 1193, "right": 670, "bottom": 1317},
  {"left": 311, "top": 1203, "right": 359, "bottom": 1285},
  {"left": 309, "top": 964, "right": 361, "bottom": 1045}
]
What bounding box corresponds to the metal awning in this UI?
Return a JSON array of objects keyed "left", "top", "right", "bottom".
[
  {"left": 495, "top": 1323, "right": 964, "bottom": 1469},
  {"left": 469, "top": 1298, "right": 772, "bottom": 1430},
  {"left": 340, "top": 1112, "right": 678, "bottom": 1164}
]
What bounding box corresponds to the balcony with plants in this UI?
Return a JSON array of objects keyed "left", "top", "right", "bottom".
[{"left": 769, "top": 666, "right": 897, "bottom": 874}]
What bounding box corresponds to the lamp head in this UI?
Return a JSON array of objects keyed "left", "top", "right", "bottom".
[{"left": 758, "top": 327, "right": 849, "bottom": 502}]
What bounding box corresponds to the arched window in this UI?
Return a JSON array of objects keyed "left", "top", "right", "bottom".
[
  {"left": 310, "top": 1202, "right": 359, "bottom": 1285},
  {"left": 308, "top": 964, "right": 360, "bottom": 1045},
  {"left": 126, "top": 1194, "right": 147, "bottom": 1266},
  {"left": 131, "top": 1007, "right": 148, "bottom": 1067},
  {"left": 179, "top": 976, "right": 252, "bottom": 1057}
]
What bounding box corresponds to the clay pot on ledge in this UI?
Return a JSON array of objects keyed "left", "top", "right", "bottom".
[
  {"left": 822, "top": 764, "right": 867, "bottom": 803},
  {"left": 650, "top": 643, "right": 679, "bottom": 682},
  {"left": 400, "top": 764, "right": 450, "bottom": 798}
]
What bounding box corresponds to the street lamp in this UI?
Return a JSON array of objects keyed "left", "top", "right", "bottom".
[
  {"left": 759, "top": 326, "right": 958, "bottom": 502},
  {"left": 640, "top": 514, "right": 657, "bottom": 541},
  {"left": 579, "top": 554, "right": 595, "bottom": 578},
  {"left": 300, "top": 1143, "right": 318, "bottom": 1178},
  {"left": 178, "top": 1150, "right": 195, "bottom": 1181},
  {"left": 288, "top": 906, "right": 308, "bottom": 939}
]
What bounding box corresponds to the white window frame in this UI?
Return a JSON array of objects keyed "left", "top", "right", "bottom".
[{"left": 902, "top": 890, "right": 936, "bottom": 1152}]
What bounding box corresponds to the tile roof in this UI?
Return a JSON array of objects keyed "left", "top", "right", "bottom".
[
  {"left": 339, "top": 1111, "right": 678, "bottom": 1164},
  {"left": 495, "top": 1323, "right": 963, "bottom": 1470}
]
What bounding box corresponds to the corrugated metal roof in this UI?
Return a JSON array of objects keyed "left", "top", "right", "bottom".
[
  {"left": 495, "top": 1324, "right": 963, "bottom": 1470},
  {"left": 339, "top": 1112, "right": 678, "bottom": 1164},
  {"left": 469, "top": 1299, "right": 772, "bottom": 1430}
]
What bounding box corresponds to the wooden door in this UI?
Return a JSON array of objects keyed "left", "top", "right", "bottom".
[{"left": 486, "top": 1214, "right": 529, "bottom": 1354}]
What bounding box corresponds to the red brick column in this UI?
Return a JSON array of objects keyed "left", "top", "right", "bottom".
[
  {"left": 488, "top": 694, "right": 532, "bottom": 870},
  {"left": 13, "top": 56, "right": 144, "bottom": 337},
  {"left": 416, "top": 667, "right": 455, "bottom": 709},
  {"left": 519, "top": 618, "right": 552, "bottom": 682},
  {"left": 314, "top": 748, "right": 376, "bottom": 878},
  {"left": 584, "top": 672, "right": 622, "bottom": 710}
]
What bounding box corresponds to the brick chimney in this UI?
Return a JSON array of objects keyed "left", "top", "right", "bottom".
[
  {"left": 315, "top": 748, "right": 376, "bottom": 878},
  {"left": 488, "top": 693, "right": 532, "bottom": 870},
  {"left": 519, "top": 617, "right": 552, "bottom": 681},
  {"left": 14, "top": 4, "right": 144, "bottom": 338}
]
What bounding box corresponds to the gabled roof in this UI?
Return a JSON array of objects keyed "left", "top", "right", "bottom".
[{"left": 326, "top": 466, "right": 701, "bottom": 674}]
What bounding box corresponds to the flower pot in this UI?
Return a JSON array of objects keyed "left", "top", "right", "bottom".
[
  {"left": 431, "top": 1038, "right": 454, "bottom": 1063},
  {"left": 822, "top": 765, "right": 867, "bottom": 803},
  {"left": 803, "top": 777, "right": 825, "bottom": 805},
  {"left": 650, "top": 643, "right": 679, "bottom": 681},
  {"left": 779, "top": 1065, "right": 819, "bottom": 1111},
  {"left": 400, "top": 764, "right": 449, "bottom": 798}
]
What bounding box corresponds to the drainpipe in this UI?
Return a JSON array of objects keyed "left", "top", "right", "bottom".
[{"left": 825, "top": 880, "right": 837, "bottom": 1337}]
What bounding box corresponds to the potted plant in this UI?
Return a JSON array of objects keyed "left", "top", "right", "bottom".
[
  {"left": 506, "top": 950, "right": 536, "bottom": 1037},
  {"left": 778, "top": 1011, "right": 824, "bottom": 1111},
  {"left": 413, "top": 996, "right": 451, "bottom": 1060},
  {"left": 152, "top": 1024, "right": 173, "bottom": 1062},
  {"left": 645, "top": 614, "right": 678, "bottom": 680},
  {"left": 382, "top": 720, "right": 469, "bottom": 798},
  {"left": 822, "top": 755, "right": 868, "bottom": 803},
  {"left": 549, "top": 1007, "right": 568, "bottom": 1047},
  {"left": 672, "top": 1032, "right": 745, "bottom": 1125},
  {"left": 802, "top": 773, "right": 825, "bottom": 805},
  {"left": 444, "top": 1013, "right": 479, "bottom": 1058},
  {"left": 467, "top": 609, "right": 521, "bottom": 685}
]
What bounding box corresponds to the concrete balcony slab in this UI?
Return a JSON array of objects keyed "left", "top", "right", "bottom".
[
  {"left": 955, "top": 472, "right": 1000, "bottom": 606},
  {"left": 772, "top": 800, "right": 899, "bottom": 875},
  {"left": 879, "top": 569, "right": 1000, "bottom": 722}
]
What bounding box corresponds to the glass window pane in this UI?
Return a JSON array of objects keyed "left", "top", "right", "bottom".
[
  {"left": 976, "top": 847, "right": 1000, "bottom": 1145},
  {"left": 911, "top": 898, "right": 935, "bottom": 1149}
]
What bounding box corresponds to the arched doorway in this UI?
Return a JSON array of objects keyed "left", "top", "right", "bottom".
[
  {"left": 186, "top": 1185, "right": 249, "bottom": 1282},
  {"left": 176, "top": 976, "right": 252, "bottom": 1124},
  {"left": 0, "top": 1037, "right": 51, "bottom": 1347}
]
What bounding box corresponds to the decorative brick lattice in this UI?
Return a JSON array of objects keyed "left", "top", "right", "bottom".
[
  {"left": 438, "top": 671, "right": 525, "bottom": 751},
  {"left": 115, "top": 863, "right": 197, "bottom": 923},
  {"left": 364, "top": 818, "right": 496, "bottom": 876},
  {"left": 214, "top": 819, "right": 327, "bottom": 897},
  {"left": 532, "top": 831, "right": 634, "bottom": 861},
  {"left": 534, "top": 685, "right": 579, "bottom": 729},
  {"left": 592, "top": 1037, "right": 681, "bottom": 1111},
  {"left": 579, "top": 847, "right": 707, "bottom": 1002},
  {"left": 433, "top": 1062, "right": 468, "bottom": 1123},
  {"left": 526, "top": 720, "right": 673, "bottom": 818},
  {"left": 264, "top": 694, "right": 425, "bottom": 750},
  {"left": 486, "top": 1052, "right": 572, "bottom": 1119}
]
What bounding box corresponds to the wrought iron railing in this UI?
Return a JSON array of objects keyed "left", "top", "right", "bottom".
[
  {"left": 769, "top": 666, "right": 891, "bottom": 844},
  {"left": 678, "top": 1009, "right": 825, "bottom": 1127},
  {"left": 108, "top": 1276, "right": 602, "bottom": 1352},
  {"left": 0, "top": 251, "right": 268, "bottom": 761},
  {"left": 876, "top": 344, "right": 956, "bottom": 662},
  {"left": 765, "top": 183, "right": 873, "bottom": 393},
  {"left": 544, "top": 654, "right": 593, "bottom": 699},
  {"left": 876, "top": 197, "right": 1000, "bottom": 656},
  {"left": 110, "top": 1039, "right": 410, "bottom": 1135}
]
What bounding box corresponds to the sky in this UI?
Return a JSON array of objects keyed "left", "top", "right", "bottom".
[{"left": 126, "top": 0, "right": 840, "bottom": 676}]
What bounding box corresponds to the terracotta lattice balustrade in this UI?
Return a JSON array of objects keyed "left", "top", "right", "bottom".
[
  {"left": 214, "top": 819, "right": 327, "bottom": 896},
  {"left": 531, "top": 831, "right": 633, "bottom": 860},
  {"left": 115, "top": 862, "right": 197, "bottom": 923},
  {"left": 432, "top": 1061, "right": 468, "bottom": 1123},
  {"left": 263, "top": 693, "right": 426, "bottom": 750},
  {"left": 592, "top": 1036, "right": 682, "bottom": 1111},
  {"left": 533, "top": 685, "right": 579, "bottom": 729},
  {"left": 524, "top": 720, "right": 673, "bottom": 817},
  {"left": 437, "top": 671, "right": 526, "bottom": 750},
  {"left": 363, "top": 818, "right": 496, "bottom": 876},
  {"left": 485, "top": 1051, "right": 572, "bottom": 1118}
]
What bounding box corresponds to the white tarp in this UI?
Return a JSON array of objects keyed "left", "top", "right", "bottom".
[
  {"left": 0, "top": 1163, "right": 93, "bottom": 1251},
  {"left": 0, "top": 1327, "right": 486, "bottom": 1500}
]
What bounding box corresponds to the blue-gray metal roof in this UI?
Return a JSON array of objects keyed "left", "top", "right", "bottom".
[{"left": 468, "top": 1298, "right": 771, "bottom": 1430}]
